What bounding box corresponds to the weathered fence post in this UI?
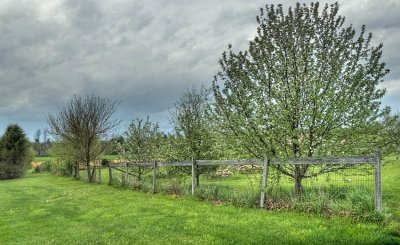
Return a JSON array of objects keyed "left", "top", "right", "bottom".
[
  {"left": 152, "top": 161, "right": 158, "bottom": 194},
  {"left": 108, "top": 163, "right": 112, "bottom": 185},
  {"left": 92, "top": 165, "right": 97, "bottom": 182},
  {"left": 192, "top": 157, "right": 197, "bottom": 195},
  {"left": 125, "top": 162, "right": 129, "bottom": 182},
  {"left": 260, "top": 158, "right": 269, "bottom": 208},
  {"left": 375, "top": 149, "right": 383, "bottom": 212},
  {"left": 98, "top": 160, "right": 102, "bottom": 184}
]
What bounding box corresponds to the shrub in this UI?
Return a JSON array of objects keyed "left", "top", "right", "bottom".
[
  {"left": 101, "top": 159, "right": 110, "bottom": 167},
  {"left": 32, "top": 161, "right": 53, "bottom": 173}
]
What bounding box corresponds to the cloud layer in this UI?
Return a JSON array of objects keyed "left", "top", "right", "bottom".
[{"left": 0, "top": 0, "right": 399, "bottom": 138}]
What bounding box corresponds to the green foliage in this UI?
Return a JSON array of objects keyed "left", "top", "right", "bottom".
[
  {"left": 32, "top": 161, "right": 53, "bottom": 174},
  {"left": 380, "top": 113, "right": 400, "bottom": 155},
  {"left": 48, "top": 141, "right": 78, "bottom": 177},
  {"left": 32, "top": 159, "right": 74, "bottom": 177},
  {"left": 105, "top": 136, "right": 124, "bottom": 155},
  {"left": 169, "top": 86, "right": 219, "bottom": 183},
  {"left": 0, "top": 124, "right": 32, "bottom": 180},
  {"left": 170, "top": 86, "right": 215, "bottom": 160},
  {"left": 212, "top": 2, "right": 389, "bottom": 193},
  {"left": 118, "top": 117, "right": 163, "bottom": 162},
  {"left": 101, "top": 158, "right": 110, "bottom": 167},
  {"left": 161, "top": 133, "right": 190, "bottom": 162},
  {"left": 117, "top": 116, "right": 164, "bottom": 184}
]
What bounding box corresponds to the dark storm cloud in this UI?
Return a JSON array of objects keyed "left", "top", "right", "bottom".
[{"left": 0, "top": 0, "right": 399, "bottom": 138}]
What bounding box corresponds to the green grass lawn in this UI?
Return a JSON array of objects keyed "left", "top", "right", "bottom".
[{"left": 1, "top": 171, "right": 399, "bottom": 244}]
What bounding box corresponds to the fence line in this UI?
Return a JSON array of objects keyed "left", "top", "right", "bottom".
[
  {"left": 106, "top": 149, "right": 382, "bottom": 212},
  {"left": 107, "top": 155, "right": 376, "bottom": 168}
]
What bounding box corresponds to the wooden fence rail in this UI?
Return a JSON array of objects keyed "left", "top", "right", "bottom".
[{"left": 106, "top": 149, "right": 382, "bottom": 212}]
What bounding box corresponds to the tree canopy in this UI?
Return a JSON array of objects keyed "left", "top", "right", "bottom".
[
  {"left": 169, "top": 86, "right": 218, "bottom": 185},
  {"left": 212, "top": 2, "right": 389, "bottom": 193}
]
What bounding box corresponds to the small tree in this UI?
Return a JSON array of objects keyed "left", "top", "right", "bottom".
[
  {"left": 48, "top": 95, "right": 120, "bottom": 182},
  {"left": 48, "top": 140, "right": 79, "bottom": 177},
  {"left": 212, "top": 2, "right": 389, "bottom": 194},
  {"left": 0, "top": 124, "right": 32, "bottom": 180},
  {"left": 161, "top": 133, "right": 190, "bottom": 162},
  {"left": 170, "top": 86, "right": 217, "bottom": 186},
  {"left": 118, "top": 117, "right": 163, "bottom": 182}
]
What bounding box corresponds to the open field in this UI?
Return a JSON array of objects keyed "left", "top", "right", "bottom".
[{"left": 1, "top": 164, "right": 400, "bottom": 244}]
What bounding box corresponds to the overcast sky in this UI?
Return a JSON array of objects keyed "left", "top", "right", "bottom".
[{"left": 0, "top": 0, "right": 399, "bottom": 140}]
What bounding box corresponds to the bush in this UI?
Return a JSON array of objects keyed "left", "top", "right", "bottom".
[
  {"left": 101, "top": 159, "right": 110, "bottom": 167},
  {"left": 32, "top": 161, "right": 53, "bottom": 173},
  {"left": 0, "top": 124, "right": 32, "bottom": 180}
]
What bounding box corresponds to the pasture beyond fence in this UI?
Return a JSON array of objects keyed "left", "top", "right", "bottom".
[{"left": 102, "top": 149, "right": 383, "bottom": 212}]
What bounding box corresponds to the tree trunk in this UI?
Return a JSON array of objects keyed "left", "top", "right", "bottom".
[
  {"left": 86, "top": 162, "right": 91, "bottom": 182},
  {"left": 295, "top": 172, "right": 303, "bottom": 196},
  {"left": 292, "top": 142, "right": 303, "bottom": 196},
  {"left": 74, "top": 161, "right": 80, "bottom": 179},
  {"left": 137, "top": 167, "right": 142, "bottom": 182},
  {"left": 196, "top": 174, "right": 200, "bottom": 187},
  {"left": 91, "top": 166, "right": 96, "bottom": 183},
  {"left": 137, "top": 167, "right": 143, "bottom": 189}
]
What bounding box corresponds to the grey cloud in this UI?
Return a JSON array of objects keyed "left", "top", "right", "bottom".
[{"left": 0, "top": 0, "right": 399, "bottom": 139}]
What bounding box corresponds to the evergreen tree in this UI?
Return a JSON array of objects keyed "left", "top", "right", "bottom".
[{"left": 0, "top": 124, "right": 32, "bottom": 180}]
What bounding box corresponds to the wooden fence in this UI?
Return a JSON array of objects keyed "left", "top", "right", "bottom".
[{"left": 104, "top": 149, "right": 383, "bottom": 212}]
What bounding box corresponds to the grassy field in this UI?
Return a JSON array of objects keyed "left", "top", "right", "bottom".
[
  {"left": 0, "top": 170, "right": 399, "bottom": 244},
  {"left": 16, "top": 155, "right": 399, "bottom": 244}
]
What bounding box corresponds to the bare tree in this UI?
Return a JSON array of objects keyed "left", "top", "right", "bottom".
[
  {"left": 34, "top": 129, "right": 41, "bottom": 143},
  {"left": 42, "top": 128, "right": 50, "bottom": 156},
  {"left": 48, "top": 94, "right": 120, "bottom": 182}
]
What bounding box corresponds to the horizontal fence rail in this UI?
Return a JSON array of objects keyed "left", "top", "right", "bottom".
[{"left": 108, "top": 156, "right": 375, "bottom": 168}]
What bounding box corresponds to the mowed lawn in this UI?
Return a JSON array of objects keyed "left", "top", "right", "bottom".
[{"left": 1, "top": 161, "right": 399, "bottom": 244}]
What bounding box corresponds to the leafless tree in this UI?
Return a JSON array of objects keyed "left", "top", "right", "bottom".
[{"left": 48, "top": 94, "right": 120, "bottom": 182}]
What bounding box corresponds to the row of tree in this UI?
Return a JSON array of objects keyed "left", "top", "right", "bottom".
[
  {"left": 116, "top": 87, "right": 249, "bottom": 186},
  {"left": 46, "top": 2, "right": 400, "bottom": 193},
  {"left": 32, "top": 128, "right": 51, "bottom": 157}
]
